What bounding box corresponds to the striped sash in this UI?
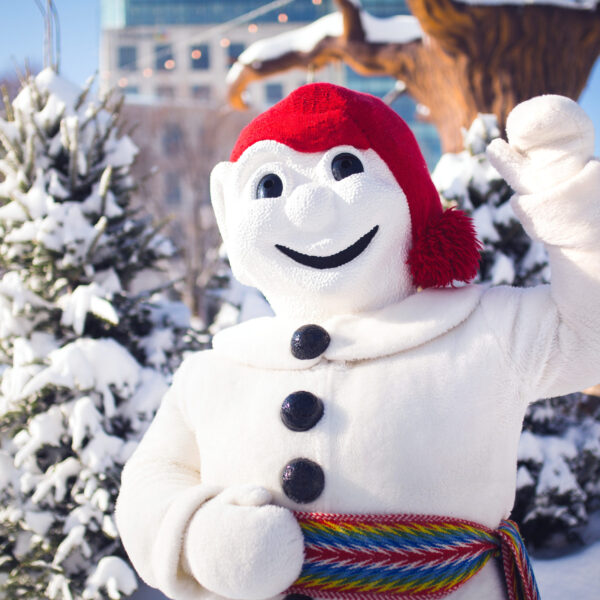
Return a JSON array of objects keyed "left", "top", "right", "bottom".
[{"left": 286, "top": 513, "right": 540, "bottom": 600}]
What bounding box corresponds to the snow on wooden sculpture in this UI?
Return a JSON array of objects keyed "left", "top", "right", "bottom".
[{"left": 227, "top": 0, "right": 600, "bottom": 152}]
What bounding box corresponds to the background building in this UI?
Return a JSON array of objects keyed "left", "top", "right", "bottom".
[{"left": 100, "top": 0, "right": 340, "bottom": 106}]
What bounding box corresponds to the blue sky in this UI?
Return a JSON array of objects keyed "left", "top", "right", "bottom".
[{"left": 1, "top": 0, "right": 600, "bottom": 154}]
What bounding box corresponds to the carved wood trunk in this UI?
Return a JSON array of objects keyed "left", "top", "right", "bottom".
[{"left": 408, "top": 1, "right": 600, "bottom": 151}]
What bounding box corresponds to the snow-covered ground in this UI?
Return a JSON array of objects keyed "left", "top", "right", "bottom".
[
  {"left": 533, "top": 541, "right": 600, "bottom": 599},
  {"left": 128, "top": 540, "right": 600, "bottom": 599}
]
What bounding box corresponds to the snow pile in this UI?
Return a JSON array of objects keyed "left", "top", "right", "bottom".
[
  {"left": 361, "top": 13, "right": 422, "bottom": 44},
  {"left": 0, "top": 69, "right": 194, "bottom": 599},
  {"left": 533, "top": 538, "right": 600, "bottom": 599}
]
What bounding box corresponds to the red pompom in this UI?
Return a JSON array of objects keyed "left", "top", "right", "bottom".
[{"left": 407, "top": 207, "right": 482, "bottom": 289}]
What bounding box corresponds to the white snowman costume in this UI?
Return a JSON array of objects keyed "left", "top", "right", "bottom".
[{"left": 116, "top": 85, "right": 600, "bottom": 600}]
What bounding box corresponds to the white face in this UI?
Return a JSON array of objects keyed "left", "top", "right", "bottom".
[{"left": 210, "top": 141, "right": 414, "bottom": 319}]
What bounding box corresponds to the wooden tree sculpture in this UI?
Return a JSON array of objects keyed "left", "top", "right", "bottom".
[{"left": 227, "top": 0, "right": 600, "bottom": 152}]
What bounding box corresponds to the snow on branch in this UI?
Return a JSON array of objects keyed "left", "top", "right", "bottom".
[{"left": 228, "top": 10, "right": 421, "bottom": 74}]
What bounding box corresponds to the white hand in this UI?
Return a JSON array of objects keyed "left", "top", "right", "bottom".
[
  {"left": 184, "top": 485, "right": 304, "bottom": 600},
  {"left": 487, "top": 95, "right": 594, "bottom": 195}
]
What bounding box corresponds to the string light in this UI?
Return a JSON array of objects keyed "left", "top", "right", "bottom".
[
  {"left": 278, "top": 13, "right": 288, "bottom": 23},
  {"left": 143, "top": 67, "right": 153, "bottom": 77},
  {"left": 220, "top": 38, "right": 231, "bottom": 48},
  {"left": 118, "top": 77, "right": 128, "bottom": 87},
  {"left": 248, "top": 23, "right": 258, "bottom": 33},
  {"left": 164, "top": 59, "right": 175, "bottom": 69},
  {"left": 191, "top": 49, "right": 202, "bottom": 59},
  {"left": 312, "top": 0, "right": 322, "bottom": 4}
]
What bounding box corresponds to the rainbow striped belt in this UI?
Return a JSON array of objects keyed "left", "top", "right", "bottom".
[{"left": 286, "top": 513, "right": 540, "bottom": 600}]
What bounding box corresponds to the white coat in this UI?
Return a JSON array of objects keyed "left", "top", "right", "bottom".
[{"left": 115, "top": 97, "right": 600, "bottom": 600}]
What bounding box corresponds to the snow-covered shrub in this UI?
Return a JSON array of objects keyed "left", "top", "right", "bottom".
[
  {"left": 0, "top": 69, "right": 198, "bottom": 599},
  {"left": 433, "top": 117, "right": 600, "bottom": 550},
  {"left": 433, "top": 115, "right": 549, "bottom": 287},
  {"left": 205, "top": 245, "right": 273, "bottom": 334}
]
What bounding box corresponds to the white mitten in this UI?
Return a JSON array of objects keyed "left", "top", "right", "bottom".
[
  {"left": 486, "top": 95, "right": 594, "bottom": 195},
  {"left": 184, "top": 485, "right": 304, "bottom": 600}
]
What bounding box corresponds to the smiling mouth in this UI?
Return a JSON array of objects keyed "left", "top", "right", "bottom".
[{"left": 275, "top": 226, "right": 379, "bottom": 269}]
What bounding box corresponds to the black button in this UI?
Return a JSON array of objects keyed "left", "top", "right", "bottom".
[
  {"left": 281, "top": 391, "right": 324, "bottom": 432},
  {"left": 290, "top": 324, "right": 330, "bottom": 360},
  {"left": 282, "top": 458, "right": 325, "bottom": 504},
  {"left": 285, "top": 595, "right": 312, "bottom": 600}
]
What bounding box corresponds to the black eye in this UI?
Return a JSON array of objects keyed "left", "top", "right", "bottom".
[
  {"left": 331, "top": 153, "right": 364, "bottom": 181},
  {"left": 256, "top": 173, "right": 283, "bottom": 198}
]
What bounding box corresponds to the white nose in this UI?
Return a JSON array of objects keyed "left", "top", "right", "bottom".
[{"left": 284, "top": 184, "right": 337, "bottom": 233}]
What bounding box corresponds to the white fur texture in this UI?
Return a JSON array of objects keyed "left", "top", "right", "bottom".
[
  {"left": 117, "top": 96, "right": 600, "bottom": 600},
  {"left": 213, "top": 284, "right": 483, "bottom": 370},
  {"left": 487, "top": 95, "right": 594, "bottom": 195},
  {"left": 184, "top": 485, "right": 304, "bottom": 600},
  {"left": 210, "top": 142, "right": 414, "bottom": 322}
]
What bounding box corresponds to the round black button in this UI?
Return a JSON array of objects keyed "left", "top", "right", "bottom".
[
  {"left": 281, "top": 458, "right": 325, "bottom": 504},
  {"left": 285, "top": 595, "right": 312, "bottom": 600},
  {"left": 290, "top": 324, "right": 330, "bottom": 360},
  {"left": 281, "top": 391, "right": 324, "bottom": 432}
]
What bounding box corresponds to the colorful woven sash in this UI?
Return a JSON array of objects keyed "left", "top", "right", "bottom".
[{"left": 286, "top": 513, "right": 540, "bottom": 600}]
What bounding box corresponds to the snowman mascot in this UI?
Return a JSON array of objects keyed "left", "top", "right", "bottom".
[{"left": 116, "top": 84, "right": 600, "bottom": 600}]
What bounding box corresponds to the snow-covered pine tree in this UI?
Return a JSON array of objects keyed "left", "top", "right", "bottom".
[
  {"left": 432, "top": 116, "right": 600, "bottom": 550},
  {"left": 205, "top": 247, "right": 273, "bottom": 334},
  {"left": 0, "top": 69, "right": 197, "bottom": 599}
]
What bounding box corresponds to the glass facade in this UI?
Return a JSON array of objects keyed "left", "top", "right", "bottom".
[
  {"left": 118, "top": 45, "right": 137, "bottom": 70},
  {"left": 102, "top": 0, "right": 411, "bottom": 28},
  {"left": 265, "top": 83, "right": 284, "bottom": 105},
  {"left": 162, "top": 124, "right": 184, "bottom": 155},
  {"left": 155, "top": 44, "right": 175, "bottom": 70},
  {"left": 165, "top": 172, "right": 182, "bottom": 205},
  {"left": 114, "top": 0, "right": 335, "bottom": 27},
  {"left": 361, "top": 0, "right": 409, "bottom": 17},
  {"left": 156, "top": 85, "right": 175, "bottom": 98},
  {"left": 191, "top": 85, "right": 211, "bottom": 102},
  {"left": 228, "top": 43, "right": 246, "bottom": 66},
  {"left": 190, "top": 44, "right": 210, "bottom": 69}
]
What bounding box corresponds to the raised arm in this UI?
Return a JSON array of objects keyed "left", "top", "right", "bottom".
[{"left": 483, "top": 95, "right": 600, "bottom": 401}]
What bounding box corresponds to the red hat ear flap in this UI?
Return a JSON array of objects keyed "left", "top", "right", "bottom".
[{"left": 407, "top": 207, "right": 482, "bottom": 289}]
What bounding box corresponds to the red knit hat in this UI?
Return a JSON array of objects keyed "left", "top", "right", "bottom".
[{"left": 230, "top": 83, "right": 480, "bottom": 289}]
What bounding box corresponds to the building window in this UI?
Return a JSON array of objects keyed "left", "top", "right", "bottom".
[
  {"left": 118, "top": 45, "right": 137, "bottom": 71},
  {"left": 191, "top": 85, "right": 211, "bottom": 102},
  {"left": 162, "top": 124, "right": 183, "bottom": 155},
  {"left": 165, "top": 173, "right": 181, "bottom": 206},
  {"left": 190, "top": 44, "right": 210, "bottom": 70},
  {"left": 265, "top": 83, "right": 284, "bottom": 105},
  {"left": 155, "top": 44, "right": 175, "bottom": 70},
  {"left": 122, "top": 86, "right": 139, "bottom": 95},
  {"left": 228, "top": 43, "right": 245, "bottom": 66},
  {"left": 156, "top": 86, "right": 175, "bottom": 99}
]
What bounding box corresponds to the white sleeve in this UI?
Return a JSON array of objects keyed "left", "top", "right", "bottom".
[
  {"left": 115, "top": 354, "right": 220, "bottom": 600},
  {"left": 480, "top": 159, "right": 600, "bottom": 402}
]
